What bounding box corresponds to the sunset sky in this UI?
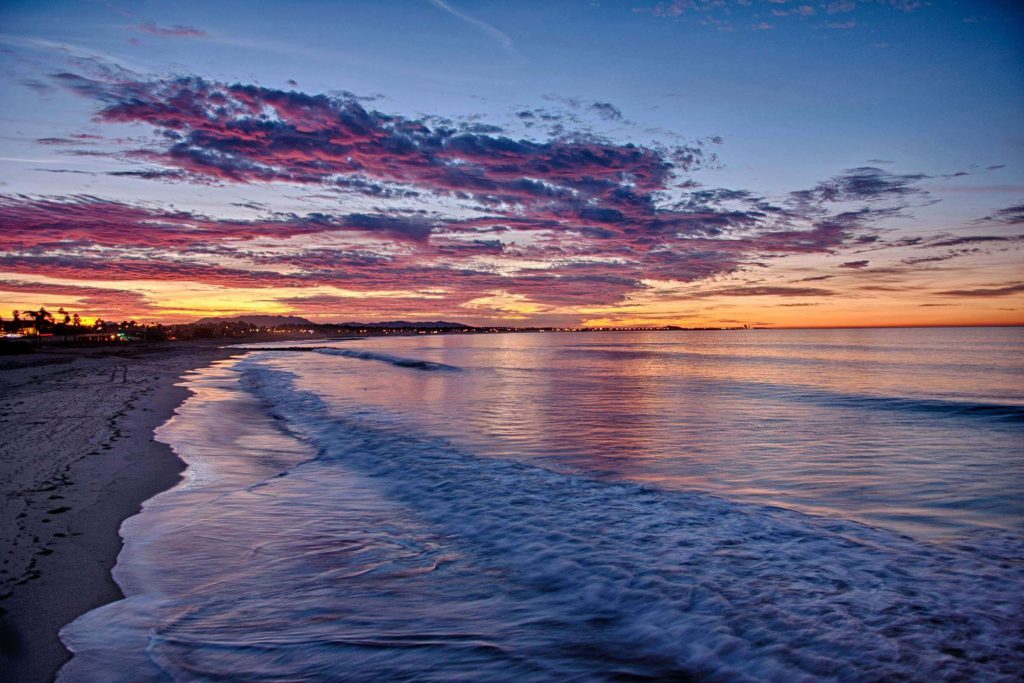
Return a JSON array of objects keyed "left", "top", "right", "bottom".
[{"left": 1, "top": 0, "right": 1021, "bottom": 327}]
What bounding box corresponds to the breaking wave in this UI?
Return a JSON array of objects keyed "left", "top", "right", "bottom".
[
  {"left": 314, "top": 347, "right": 462, "bottom": 371},
  {"left": 232, "top": 359, "right": 1024, "bottom": 681}
]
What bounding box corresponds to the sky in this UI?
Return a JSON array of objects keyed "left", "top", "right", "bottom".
[{"left": 0, "top": 0, "right": 1021, "bottom": 327}]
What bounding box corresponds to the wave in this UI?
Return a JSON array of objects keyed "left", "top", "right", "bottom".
[
  {"left": 240, "top": 345, "right": 462, "bottom": 372},
  {"left": 234, "top": 359, "right": 1024, "bottom": 681},
  {"left": 820, "top": 392, "right": 1024, "bottom": 421},
  {"left": 561, "top": 346, "right": 1009, "bottom": 378},
  {"left": 563, "top": 349, "right": 1023, "bottom": 422},
  {"left": 742, "top": 381, "right": 1024, "bottom": 423},
  {"left": 314, "top": 347, "right": 461, "bottom": 371}
]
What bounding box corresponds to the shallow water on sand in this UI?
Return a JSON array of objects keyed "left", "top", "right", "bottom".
[{"left": 60, "top": 328, "right": 1024, "bottom": 681}]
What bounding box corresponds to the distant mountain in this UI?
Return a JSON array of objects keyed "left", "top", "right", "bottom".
[
  {"left": 337, "top": 320, "right": 472, "bottom": 329},
  {"left": 188, "top": 316, "right": 473, "bottom": 329},
  {"left": 192, "top": 315, "right": 315, "bottom": 327}
]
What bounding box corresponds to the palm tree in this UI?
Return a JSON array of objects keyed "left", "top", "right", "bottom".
[{"left": 30, "top": 307, "right": 54, "bottom": 332}]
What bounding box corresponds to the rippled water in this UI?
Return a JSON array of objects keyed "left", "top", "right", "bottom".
[{"left": 60, "top": 328, "right": 1024, "bottom": 681}]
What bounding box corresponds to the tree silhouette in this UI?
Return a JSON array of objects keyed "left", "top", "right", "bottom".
[{"left": 29, "top": 307, "right": 54, "bottom": 331}]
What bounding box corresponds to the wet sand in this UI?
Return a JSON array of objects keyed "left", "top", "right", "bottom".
[{"left": 0, "top": 343, "right": 241, "bottom": 682}]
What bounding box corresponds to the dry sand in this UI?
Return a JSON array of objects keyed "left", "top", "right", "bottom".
[{"left": 0, "top": 342, "right": 242, "bottom": 683}]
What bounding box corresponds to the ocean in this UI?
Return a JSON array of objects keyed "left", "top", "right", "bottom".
[{"left": 59, "top": 328, "right": 1024, "bottom": 681}]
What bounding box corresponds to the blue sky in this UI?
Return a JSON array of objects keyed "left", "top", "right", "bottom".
[{"left": 0, "top": 0, "right": 1021, "bottom": 326}]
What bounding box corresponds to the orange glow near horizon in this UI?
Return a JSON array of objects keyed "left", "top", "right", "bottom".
[{"left": 3, "top": 268, "right": 1021, "bottom": 329}]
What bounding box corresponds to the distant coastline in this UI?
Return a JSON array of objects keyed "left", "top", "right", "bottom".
[{"left": 6, "top": 313, "right": 1020, "bottom": 355}]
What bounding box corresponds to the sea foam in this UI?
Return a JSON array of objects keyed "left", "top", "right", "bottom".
[{"left": 236, "top": 359, "right": 1024, "bottom": 681}]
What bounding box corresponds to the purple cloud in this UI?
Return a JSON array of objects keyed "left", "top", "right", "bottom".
[
  {"left": 2, "top": 72, "right": 957, "bottom": 318},
  {"left": 974, "top": 204, "right": 1024, "bottom": 226},
  {"left": 936, "top": 283, "right": 1024, "bottom": 298},
  {"left": 137, "top": 22, "right": 207, "bottom": 38}
]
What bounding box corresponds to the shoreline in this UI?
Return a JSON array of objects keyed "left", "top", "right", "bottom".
[{"left": 0, "top": 342, "right": 242, "bottom": 682}]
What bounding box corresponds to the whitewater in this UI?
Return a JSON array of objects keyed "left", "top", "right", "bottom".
[{"left": 59, "top": 328, "right": 1024, "bottom": 681}]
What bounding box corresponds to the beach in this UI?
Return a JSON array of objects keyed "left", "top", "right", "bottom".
[{"left": 0, "top": 343, "right": 239, "bottom": 682}]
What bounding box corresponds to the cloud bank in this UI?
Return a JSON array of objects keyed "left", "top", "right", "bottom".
[{"left": 3, "top": 71, "right": 1016, "bottom": 323}]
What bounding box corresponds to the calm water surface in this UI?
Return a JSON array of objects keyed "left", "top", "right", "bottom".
[
  {"left": 285, "top": 328, "right": 1024, "bottom": 539},
  {"left": 60, "top": 328, "right": 1024, "bottom": 681}
]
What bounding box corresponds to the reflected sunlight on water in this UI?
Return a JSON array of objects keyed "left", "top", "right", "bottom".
[{"left": 282, "top": 328, "right": 1024, "bottom": 539}]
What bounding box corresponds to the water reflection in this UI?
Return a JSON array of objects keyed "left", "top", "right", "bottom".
[
  {"left": 278, "top": 327, "right": 1024, "bottom": 540},
  {"left": 58, "top": 330, "right": 1024, "bottom": 681}
]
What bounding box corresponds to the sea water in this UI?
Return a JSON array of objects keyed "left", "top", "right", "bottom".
[{"left": 59, "top": 328, "right": 1024, "bottom": 681}]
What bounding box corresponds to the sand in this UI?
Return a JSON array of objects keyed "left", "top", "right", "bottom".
[{"left": 0, "top": 342, "right": 241, "bottom": 683}]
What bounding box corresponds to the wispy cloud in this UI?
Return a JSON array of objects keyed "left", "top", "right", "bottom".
[
  {"left": 136, "top": 21, "right": 207, "bottom": 38},
  {"left": 0, "top": 33, "right": 148, "bottom": 73},
  {"left": 973, "top": 203, "right": 1024, "bottom": 226},
  {"left": 638, "top": 0, "right": 927, "bottom": 32},
  {"left": 426, "top": 0, "right": 516, "bottom": 55},
  {"left": 936, "top": 282, "right": 1024, "bottom": 298}
]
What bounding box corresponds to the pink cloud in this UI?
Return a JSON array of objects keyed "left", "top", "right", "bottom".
[{"left": 136, "top": 21, "right": 207, "bottom": 38}]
